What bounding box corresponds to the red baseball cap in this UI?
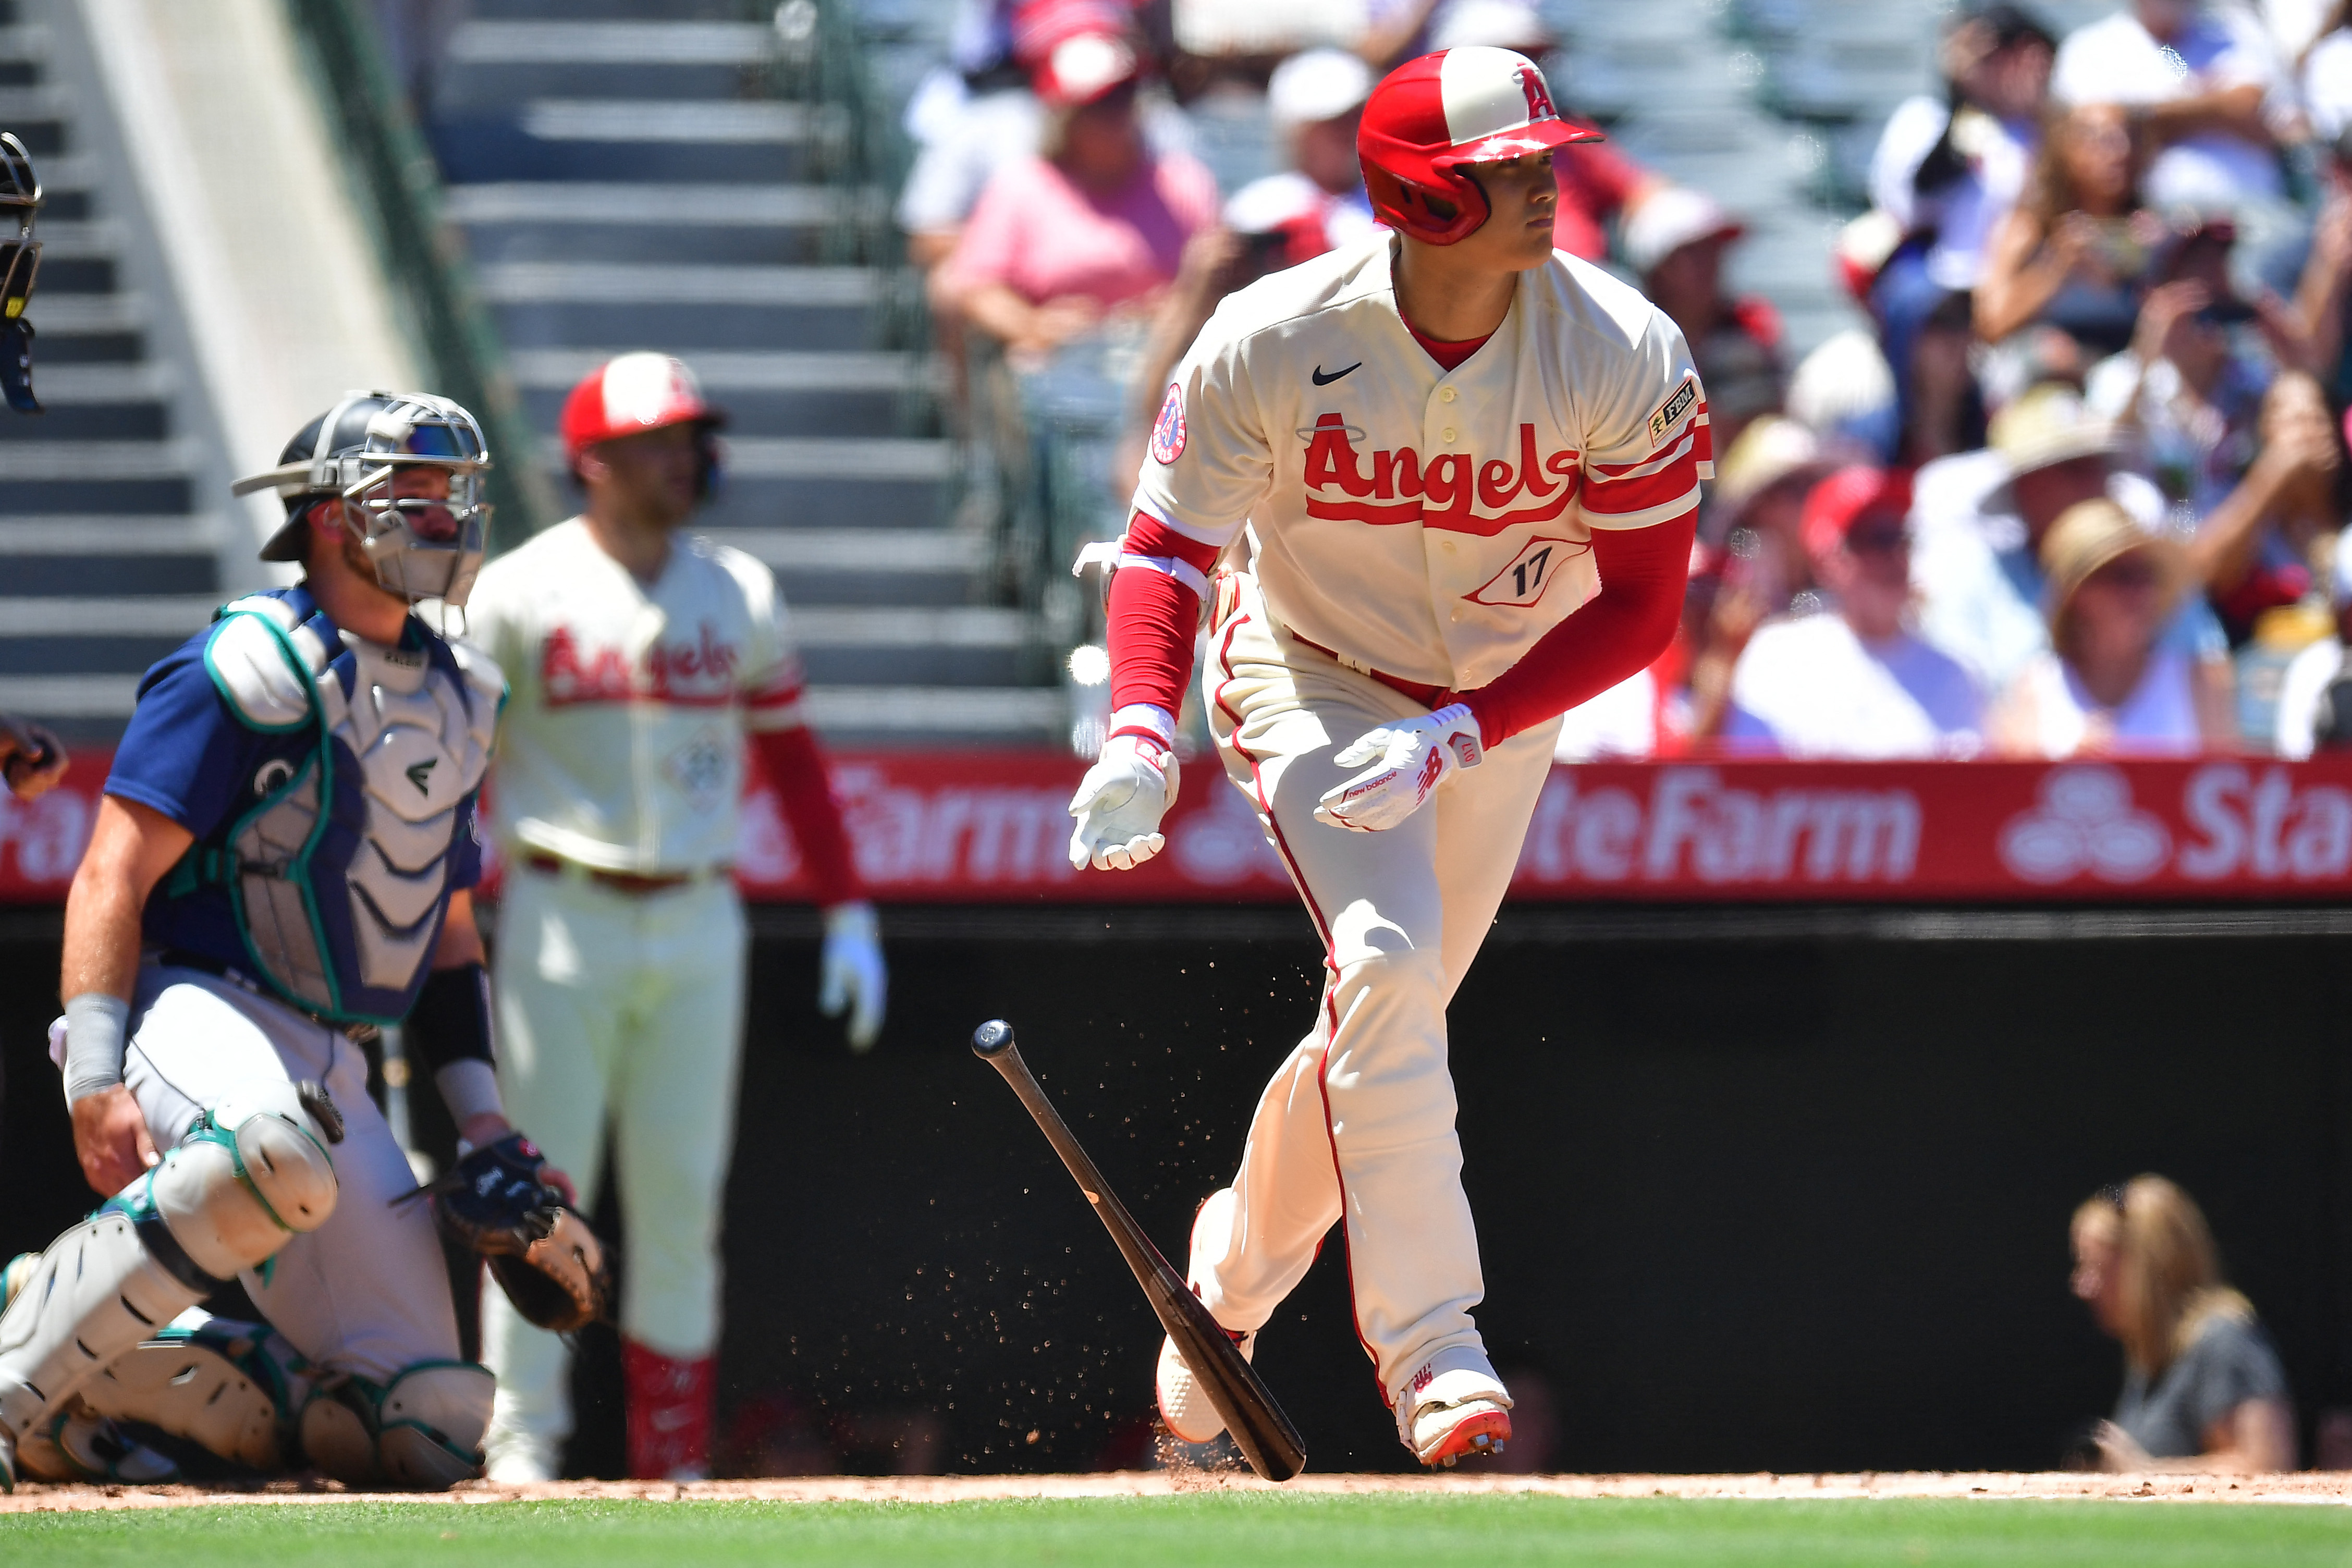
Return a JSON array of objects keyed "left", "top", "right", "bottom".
[{"left": 1799, "top": 466, "right": 1913, "bottom": 559}]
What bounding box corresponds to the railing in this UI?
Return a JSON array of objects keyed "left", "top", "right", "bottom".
[{"left": 279, "top": 0, "right": 559, "bottom": 544}]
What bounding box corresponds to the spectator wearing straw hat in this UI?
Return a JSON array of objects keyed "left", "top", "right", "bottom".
[
  {"left": 1722, "top": 467, "right": 1986, "bottom": 758},
  {"left": 1912, "top": 381, "right": 2227, "bottom": 692},
  {"left": 1989, "top": 496, "right": 2235, "bottom": 754}
]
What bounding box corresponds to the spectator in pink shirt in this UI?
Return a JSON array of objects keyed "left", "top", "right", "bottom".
[{"left": 936, "top": 28, "right": 1220, "bottom": 361}]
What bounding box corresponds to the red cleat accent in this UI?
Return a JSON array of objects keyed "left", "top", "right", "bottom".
[{"left": 1419, "top": 1405, "right": 1512, "bottom": 1468}]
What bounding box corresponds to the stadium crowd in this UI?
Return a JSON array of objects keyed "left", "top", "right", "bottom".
[{"left": 900, "top": 0, "right": 2352, "bottom": 764}]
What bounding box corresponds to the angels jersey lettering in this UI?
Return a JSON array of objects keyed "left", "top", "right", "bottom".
[
  {"left": 466, "top": 518, "right": 804, "bottom": 874},
  {"left": 1132, "top": 233, "right": 1709, "bottom": 691}
]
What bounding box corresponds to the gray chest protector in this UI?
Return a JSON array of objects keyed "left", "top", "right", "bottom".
[{"left": 181, "top": 595, "right": 501, "bottom": 1024}]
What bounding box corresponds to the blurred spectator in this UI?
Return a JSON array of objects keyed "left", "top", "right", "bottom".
[
  {"left": 1870, "top": 6, "right": 2056, "bottom": 437},
  {"left": 1912, "top": 382, "right": 2226, "bottom": 692},
  {"left": 0, "top": 713, "right": 64, "bottom": 799},
  {"left": 899, "top": 1, "right": 1190, "bottom": 272},
  {"left": 935, "top": 30, "right": 1221, "bottom": 361},
  {"left": 2085, "top": 219, "right": 2277, "bottom": 518},
  {"left": 2050, "top": 1, "right": 2290, "bottom": 215},
  {"left": 1786, "top": 328, "right": 1901, "bottom": 463},
  {"left": 1991, "top": 497, "right": 2233, "bottom": 754},
  {"left": 2185, "top": 370, "right": 2346, "bottom": 644},
  {"left": 1680, "top": 418, "right": 1832, "bottom": 748},
  {"left": 2272, "top": 534, "right": 2352, "bottom": 755},
  {"left": 1721, "top": 468, "right": 1986, "bottom": 758},
  {"left": 1975, "top": 102, "right": 2156, "bottom": 352},
  {"left": 1218, "top": 49, "right": 1379, "bottom": 274},
  {"left": 1420, "top": 0, "right": 1663, "bottom": 262},
  {"left": 2288, "top": 128, "right": 2352, "bottom": 402},
  {"left": 1625, "top": 189, "right": 1785, "bottom": 452},
  {"left": 2068, "top": 1175, "right": 2295, "bottom": 1473}
]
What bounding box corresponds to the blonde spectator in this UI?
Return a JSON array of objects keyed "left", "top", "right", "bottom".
[
  {"left": 2069, "top": 1175, "right": 2296, "bottom": 1474},
  {"left": 1975, "top": 102, "right": 2154, "bottom": 351},
  {"left": 1992, "top": 497, "right": 2236, "bottom": 753},
  {"left": 935, "top": 29, "right": 1220, "bottom": 361}
]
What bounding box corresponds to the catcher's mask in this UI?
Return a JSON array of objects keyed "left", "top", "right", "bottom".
[
  {"left": 1, "top": 130, "right": 43, "bottom": 413},
  {"left": 235, "top": 390, "right": 494, "bottom": 608}
]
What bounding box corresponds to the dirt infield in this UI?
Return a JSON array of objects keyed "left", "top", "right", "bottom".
[{"left": 4, "top": 1470, "right": 2349, "bottom": 1513}]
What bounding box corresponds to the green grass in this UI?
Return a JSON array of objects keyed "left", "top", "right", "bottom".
[{"left": 5, "top": 1494, "right": 2349, "bottom": 1567}]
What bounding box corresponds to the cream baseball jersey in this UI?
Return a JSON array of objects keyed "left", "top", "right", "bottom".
[
  {"left": 466, "top": 518, "right": 804, "bottom": 874},
  {"left": 1131, "top": 232, "right": 1710, "bottom": 691}
]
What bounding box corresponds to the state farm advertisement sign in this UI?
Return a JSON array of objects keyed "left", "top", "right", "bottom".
[{"left": 8, "top": 751, "right": 2352, "bottom": 904}]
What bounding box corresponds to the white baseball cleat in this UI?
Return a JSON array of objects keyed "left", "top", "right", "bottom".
[
  {"left": 483, "top": 1433, "right": 560, "bottom": 1484},
  {"left": 1155, "top": 1329, "right": 1253, "bottom": 1444},
  {"left": 1397, "top": 1367, "right": 1513, "bottom": 1468}
]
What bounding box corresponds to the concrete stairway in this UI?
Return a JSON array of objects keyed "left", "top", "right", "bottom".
[
  {"left": 0, "top": 1, "right": 232, "bottom": 743},
  {"left": 425, "top": 1, "right": 1058, "bottom": 745}
]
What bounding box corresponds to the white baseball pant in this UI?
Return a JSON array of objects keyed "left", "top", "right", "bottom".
[
  {"left": 482, "top": 866, "right": 746, "bottom": 1453},
  {"left": 118, "top": 963, "right": 460, "bottom": 1379},
  {"left": 1194, "top": 572, "right": 1562, "bottom": 1404}
]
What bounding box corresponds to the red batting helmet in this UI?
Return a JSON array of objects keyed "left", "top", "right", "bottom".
[
  {"left": 1357, "top": 47, "right": 1599, "bottom": 246},
  {"left": 559, "top": 352, "right": 724, "bottom": 462}
]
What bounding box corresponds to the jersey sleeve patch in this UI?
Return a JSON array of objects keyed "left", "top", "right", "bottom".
[
  {"left": 1646, "top": 373, "right": 1699, "bottom": 448},
  {"left": 1149, "top": 382, "right": 1188, "bottom": 464},
  {"left": 203, "top": 611, "right": 320, "bottom": 732}
]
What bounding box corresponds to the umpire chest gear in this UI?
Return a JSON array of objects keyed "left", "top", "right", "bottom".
[{"left": 160, "top": 590, "right": 502, "bottom": 1027}]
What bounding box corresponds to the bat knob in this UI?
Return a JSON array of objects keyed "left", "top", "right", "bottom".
[{"left": 971, "top": 1019, "right": 1017, "bottom": 1059}]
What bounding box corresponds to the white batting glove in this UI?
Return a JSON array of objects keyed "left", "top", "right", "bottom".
[
  {"left": 1313, "top": 703, "right": 1484, "bottom": 833},
  {"left": 1068, "top": 734, "right": 1179, "bottom": 871},
  {"left": 818, "top": 902, "right": 887, "bottom": 1052}
]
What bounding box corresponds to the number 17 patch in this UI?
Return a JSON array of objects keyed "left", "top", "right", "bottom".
[{"left": 1465, "top": 535, "right": 1588, "bottom": 608}]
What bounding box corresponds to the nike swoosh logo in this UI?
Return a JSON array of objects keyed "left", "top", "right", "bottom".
[{"left": 1311, "top": 362, "right": 1362, "bottom": 386}]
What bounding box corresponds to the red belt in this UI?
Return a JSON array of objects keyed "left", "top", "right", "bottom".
[
  {"left": 1283, "top": 629, "right": 1452, "bottom": 709},
  {"left": 522, "top": 851, "right": 713, "bottom": 897}
]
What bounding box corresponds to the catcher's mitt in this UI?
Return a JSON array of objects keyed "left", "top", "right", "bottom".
[{"left": 431, "top": 1133, "right": 610, "bottom": 1333}]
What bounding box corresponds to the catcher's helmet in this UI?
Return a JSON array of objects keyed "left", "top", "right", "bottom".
[
  {"left": 235, "top": 391, "right": 493, "bottom": 608},
  {"left": 1, "top": 130, "right": 43, "bottom": 412},
  {"left": 1357, "top": 47, "right": 1597, "bottom": 246},
  {"left": 559, "top": 352, "right": 725, "bottom": 497}
]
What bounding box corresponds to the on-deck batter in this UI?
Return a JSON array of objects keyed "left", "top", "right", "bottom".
[
  {"left": 466, "top": 354, "right": 887, "bottom": 1481},
  {"left": 1066, "top": 47, "right": 1710, "bottom": 1466}
]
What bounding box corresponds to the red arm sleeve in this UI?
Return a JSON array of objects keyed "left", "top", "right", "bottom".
[
  {"left": 1456, "top": 509, "right": 1697, "bottom": 746},
  {"left": 751, "top": 726, "right": 862, "bottom": 908},
  {"left": 1105, "top": 510, "right": 1220, "bottom": 721}
]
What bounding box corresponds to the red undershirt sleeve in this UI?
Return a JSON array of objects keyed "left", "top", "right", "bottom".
[
  {"left": 1455, "top": 508, "right": 1697, "bottom": 746},
  {"left": 1106, "top": 510, "right": 1221, "bottom": 725},
  {"left": 751, "top": 726, "right": 862, "bottom": 907}
]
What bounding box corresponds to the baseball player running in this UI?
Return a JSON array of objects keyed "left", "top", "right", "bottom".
[
  {"left": 0, "top": 393, "right": 598, "bottom": 1490},
  {"left": 465, "top": 354, "right": 886, "bottom": 1481},
  {"left": 1067, "top": 48, "right": 1710, "bottom": 1466}
]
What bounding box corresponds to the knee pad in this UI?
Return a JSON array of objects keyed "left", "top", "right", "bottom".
[
  {"left": 301, "top": 1362, "right": 493, "bottom": 1490},
  {"left": 78, "top": 1312, "right": 312, "bottom": 1473},
  {"left": 0, "top": 1209, "right": 205, "bottom": 1462},
  {"left": 150, "top": 1081, "right": 341, "bottom": 1282}
]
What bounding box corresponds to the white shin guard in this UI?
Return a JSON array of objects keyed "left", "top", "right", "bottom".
[
  {"left": 0, "top": 1081, "right": 339, "bottom": 1489},
  {"left": 301, "top": 1362, "right": 494, "bottom": 1489}
]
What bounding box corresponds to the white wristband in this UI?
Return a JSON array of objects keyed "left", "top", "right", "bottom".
[
  {"left": 62, "top": 992, "right": 131, "bottom": 1106},
  {"left": 434, "top": 1059, "right": 505, "bottom": 1127},
  {"left": 1109, "top": 703, "right": 1177, "bottom": 746}
]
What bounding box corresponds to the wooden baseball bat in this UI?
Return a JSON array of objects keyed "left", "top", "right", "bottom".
[{"left": 970, "top": 1019, "right": 1306, "bottom": 1481}]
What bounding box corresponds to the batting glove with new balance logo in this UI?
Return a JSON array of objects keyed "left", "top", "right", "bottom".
[
  {"left": 1068, "top": 733, "right": 1180, "bottom": 871},
  {"left": 1314, "top": 704, "right": 1483, "bottom": 832}
]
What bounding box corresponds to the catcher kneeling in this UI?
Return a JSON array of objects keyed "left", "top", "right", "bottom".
[{"left": 0, "top": 394, "right": 605, "bottom": 1490}]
